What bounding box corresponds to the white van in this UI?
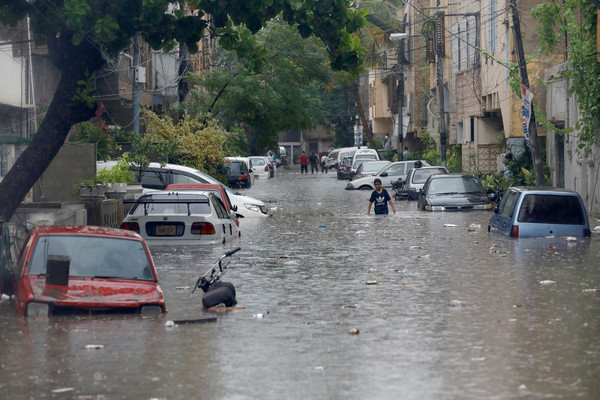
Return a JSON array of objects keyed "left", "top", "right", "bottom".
[{"left": 335, "top": 147, "right": 360, "bottom": 169}]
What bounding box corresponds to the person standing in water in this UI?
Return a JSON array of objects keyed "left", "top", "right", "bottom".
[{"left": 367, "top": 178, "right": 396, "bottom": 215}]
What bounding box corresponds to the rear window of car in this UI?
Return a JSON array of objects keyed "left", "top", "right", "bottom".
[
  {"left": 412, "top": 168, "right": 446, "bottom": 184},
  {"left": 131, "top": 195, "right": 212, "bottom": 216},
  {"left": 223, "top": 162, "right": 245, "bottom": 176},
  {"left": 517, "top": 194, "right": 586, "bottom": 224},
  {"left": 251, "top": 158, "right": 266, "bottom": 166}
]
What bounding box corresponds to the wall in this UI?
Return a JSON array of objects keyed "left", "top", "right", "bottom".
[{"left": 33, "top": 143, "right": 96, "bottom": 202}]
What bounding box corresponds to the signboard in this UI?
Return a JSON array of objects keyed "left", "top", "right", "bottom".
[
  {"left": 521, "top": 85, "right": 533, "bottom": 140},
  {"left": 354, "top": 124, "right": 363, "bottom": 146}
]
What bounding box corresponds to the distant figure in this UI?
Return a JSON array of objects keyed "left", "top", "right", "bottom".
[
  {"left": 402, "top": 146, "right": 411, "bottom": 159},
  {"left": 367, "top": 178, "right": 396, "bottom": 215},
  {"left": 271, "top": 151, "right": 277, "bottom": 176},
  {"left": 503, "top": 153, "right": 513, "bottom": 180},
  {"left": 384, "top": 135, "right": 392, "bottom": 150},
  {"left": 321, "top": 154, "right": 328, "bottom": 173},
  {"left": 299, "top": 151, "right": 309, "bottom": 173},
  {"left": 309, "top": 152, "right": 319, "bottom": 174}
]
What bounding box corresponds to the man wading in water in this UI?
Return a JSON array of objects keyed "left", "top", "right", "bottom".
[{"left": 367, "top": 178, "right": 396, "bottom": 215}]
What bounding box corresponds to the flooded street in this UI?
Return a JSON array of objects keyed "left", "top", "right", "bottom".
[{"left": 2, "top": 170, "right": 600, "bottom": 399}]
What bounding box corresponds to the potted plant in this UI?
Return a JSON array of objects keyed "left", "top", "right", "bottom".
[{"left": 95, "top": 157, "right": 135, "bottom": 198}]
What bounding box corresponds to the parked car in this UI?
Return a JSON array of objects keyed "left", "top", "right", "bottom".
[
  {"left": 345, "top": 160, "right": 431, "bottom": 190},
  {"left": 120, "top": 190, "right": 239, "bottom": 245},
  {"left": 396, "top": 166, "right": 449, "bottom": 200},
  {"left": 223, "top": 158, "right": 252, "bottom": 188},
  {"left": 96, "top": 161, "right": 270, "bottom": 218},
  {"left": 326, "top": 149, "right": 340, "bottom": 170},
  {"left": 12, "top": 225, "right": 166, "bottom": 317},
  {"left": 351, "top": 160, "right": 391, "bottom": 181},
  {"left": 337, "top": 156, "right": 354, "bottom": 180},
  {"left": 488, "top": 187, "right": 591, "bottom": 237},
  {"left": 166, "top": 183, "right": 240, "bottom": 228},
  {"left": 417, "top": 174, "right": 493, "bottom": 211},
  {"left": 248, "top": 156, "right": 271, "bottom": 180}
]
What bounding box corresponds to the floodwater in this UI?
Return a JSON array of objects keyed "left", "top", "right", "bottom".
[{"left": 1, "top": 170, "right": 600, "bottom": 399}]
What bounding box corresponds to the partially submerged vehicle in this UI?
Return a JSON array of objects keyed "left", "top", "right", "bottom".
[{"left": 12, "top": 225, "right": 166, "bottom": 317}]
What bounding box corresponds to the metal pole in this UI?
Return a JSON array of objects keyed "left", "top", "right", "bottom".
[
  {"left": 397, "top": 68, "right": 404, "bottom": 159},
  {"left": 437, "top": 54, "right": 447, "bottom": 168},
  {"left": 132, "top": 34, "right": 140, "bottom": 134}
]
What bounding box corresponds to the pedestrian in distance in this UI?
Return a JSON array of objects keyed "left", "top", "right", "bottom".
[
  {"left": 299, "top": 151, "right": 309, "bottom": 173},
  {"left": 309, "top": 152, "right": 319, "bottom": 174},
  {"left": 270, "top": 151, "right": 277, "bottom": 176},
  {"left": 384, "top": 135, "right": 392, "bottom": 150},
  {"left": 367, "top": 178, "right": 396, "bottom": 215},
  {"left": 320, "top": 154, "right": 328, "bottom": 173},
  {"left": 402, "top": 146, "right": 410, "bottom": 159}
]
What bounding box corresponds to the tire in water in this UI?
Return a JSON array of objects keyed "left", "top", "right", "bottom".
[{"left": 202, "top": 286, "right": 237, "bottom": 308}]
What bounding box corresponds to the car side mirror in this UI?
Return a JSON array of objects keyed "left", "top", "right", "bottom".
[
  {"left": 232, "top": 205, "right": 238, "bottom": 212},
  {"left": 380, "top": 172, "right": 388, "bottom": 177}
]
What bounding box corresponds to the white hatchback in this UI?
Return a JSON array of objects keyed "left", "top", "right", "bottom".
[
  {"left": 248, "top": 156, "right": 272, "bottom": 179},
  {"left": 120, "top": 190, "right": 240, "bottom": 245}
]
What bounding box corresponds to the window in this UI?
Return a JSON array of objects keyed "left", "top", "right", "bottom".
[
  {"left": 517, "top": 194, "right": 585, "bottom": 224},
  {"left": 498, "top": 190, "right": 519, "bottom": 217}
]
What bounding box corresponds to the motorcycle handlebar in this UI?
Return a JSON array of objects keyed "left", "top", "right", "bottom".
[{"left": 225, "top": 247, "right": 241, "bottom": 257}]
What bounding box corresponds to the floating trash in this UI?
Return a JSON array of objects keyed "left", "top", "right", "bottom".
[
  {"left": 254, "top": 313, "right": 264, "bottom": 319},
  {"left": 566, "top": 236, "right": 577, "bottom": 241},
  {"left": 348, "top": 328, "right": 360, "bottom": 335},
  {"left": 449, "top": 300, "right": 466, "bottom": 307},
  {"left": 365, "top": 280, "right": 377, "bottom": 285},
  {"left": 85, "top": 344, "right": 104, "bottom": 350},
  {"left": 165, "top": 320, "right": 176, "bottom": 327},
  {"left": 355, "top": 230, "right": 366, "bottom": 236},
  {"left": 319, "top": 225, "right": 326, "bottom": 228},
  {"left": 52, "top": 388, "right": 75, "bottom": 394},
  {"left": 444, "top": 224, "right": 458, "bottom": 227},
  {"left": 468, "top": 223, "right": 481, "bottom": 231},
  {"left": 540, "top": 280, "right": 556, "bottom": 285}
]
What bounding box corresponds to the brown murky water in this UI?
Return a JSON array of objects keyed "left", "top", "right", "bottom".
[{"left": 1, "top": 170, "right": 599, "bottom": 399}]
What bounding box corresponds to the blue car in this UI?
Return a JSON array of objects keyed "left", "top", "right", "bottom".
[{"left": 488, "top": 187, "right": 591, "bottom": 237}]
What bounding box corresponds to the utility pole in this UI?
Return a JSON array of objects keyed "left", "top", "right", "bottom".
[
  {"left": 397, "top": 67, "right": 404, "bottom": 159},
  {"left": 511, "top": 0, "right": 544, "bottom": 185},
  {"left": 132, "top": 34, "right": 140, "bottom": 134},
  {"left": 435, "top": 11, "right": 447, "bottom": 167}
]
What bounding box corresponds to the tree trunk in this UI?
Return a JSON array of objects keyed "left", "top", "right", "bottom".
[
  {"left": 0, "top": 33, "right": 106, "bottom": 223},
  {"left": 353, "top": 84, "right": 377, "bottom": 149}
]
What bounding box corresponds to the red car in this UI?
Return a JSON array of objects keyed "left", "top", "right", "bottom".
[{"left": 12, "top": 225, "right": 166, "bottom": 317}]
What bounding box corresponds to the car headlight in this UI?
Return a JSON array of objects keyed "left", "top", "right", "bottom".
[
  {"left": 425, "top": 205, "right": 446, "bottom": 211},
  {"left": 244, "top": 203, "right": 262, "bottom": 213},
  {"left": 473, "top": 203, "right": 493, "bottom": 210}
]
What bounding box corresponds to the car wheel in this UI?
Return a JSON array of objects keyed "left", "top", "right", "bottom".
[
  {"left": 210, "top": 281, "right": 236, "bottom": 298},
  {"left": 359, "top": 185, "right": 372, "bottom": 190},
  {"left": 202, "top": 285, "right": 237, "bottom": 308}
]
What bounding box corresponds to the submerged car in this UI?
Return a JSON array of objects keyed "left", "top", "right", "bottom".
[
  {"left": 346, "top": 160, "right": 431, "bottom": 190},
  {"left": 396, "top": 166, "right": 449, "bottom": 200},
  {"left": 96, "top": 161, "right": 270, "bottom": 218},
  {"left": 337, "top": 156, "right": 354, "bottom": 180},
  {"left": 222, "top": 158, "right": 252, "bottom": 188},
  {"left": 12, "top": 225, "right": 166, "bottom": 317},
  {"left": 248, "top": 156, "right": 272, "bottom": 179},
  {"left": 417, "top": 174, "right": 493, "bottom": 211},
  {"left": 488, "top": 187, "right": 591, "bottom": 237},
  {"left": 121, "top": 190, "right": 239, "bottom": 245},
  {"left": 351, "top": 160, "right": 391, "bottom": 181}
]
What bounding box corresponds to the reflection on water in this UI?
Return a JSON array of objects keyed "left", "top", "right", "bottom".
[{"left": 1, "top": 171, "right": 599, "bottom": 399}]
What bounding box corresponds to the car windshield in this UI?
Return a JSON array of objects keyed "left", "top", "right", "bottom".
[
  {"left": 130, "top": 194, "right": 212, "bottom": 215},
  {"left": 427, "top": 176, "right": 485, "bottom": 195},
  {"left": 28, "top": 235, "right": 154, "bottom": 280},
  {"left": 517, "top": 194, "right": 586, "bottom": 224}
]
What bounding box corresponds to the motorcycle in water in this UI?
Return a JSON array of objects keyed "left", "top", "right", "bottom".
[{"left": 193, "top": 247, "right": 241, "bottom": 309}]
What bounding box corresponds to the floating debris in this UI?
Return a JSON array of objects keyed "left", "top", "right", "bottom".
[
  {"left": 365, "top": 280, "right": 377, "bottom": 285},
  {"left": 540, "top": 280, "right": 557, "bottom": 285},
  {"left": 355, "top": 230, "right": 366, "bottom": 236},
  {"left": 582, "top": 288, "right": 599, "bottom": 293},
  {"left": 348, "top": 328, "right": 360, "bottom": 335},
  {"left": 468, "top": 223, "right": 481, "bottom": 231},
  {"left": 52, "top": 388, "right": 75, "bottom": 394},
  {"left": 449, "top": 300, "right": 466, "bottom": 307},
  {"left": 165, "top": 320, "right": 176, "bottom": 327},
  {"left": 444, "top": 224, "right": 458, "bottom": 227},
  {"left": 175, "top": 286, "right": 190, "bottom": 291},
  {"left": 85, "top": 344, "right": 104, "bottom": 350}
]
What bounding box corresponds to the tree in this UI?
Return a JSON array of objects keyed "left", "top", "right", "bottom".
[
  {"left": 178, "top": 20, "right": 357, "bottom": 154},
  {"left": 0, "top": 0, "right": 366, "bottom": 224}
]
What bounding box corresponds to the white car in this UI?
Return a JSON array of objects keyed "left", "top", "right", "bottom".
[
  {"left": 97, "top": 161, "right": 271, "bottom": 218},
  {"left": 120, "top": 190, "right": 239, "bottom": 245},
  {"left": 345, "top": 160, "right": 431, "bottom": 190},
  {"left": 248, "top": 156, "right": 272, "bottom": 179}
]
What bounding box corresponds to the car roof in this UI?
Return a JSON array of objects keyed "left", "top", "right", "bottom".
[
  {"left": 31, "top": 225, "right": 144, "bottom": 241},
  {"left": 428, "top": 173, "right": 476, "bottom": 179},
  {"left": 166, "top": 183, "right": 223, "bottom": 191},
  {"left": 507, "top": 186, "right": 581, "bottom": 195}
]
